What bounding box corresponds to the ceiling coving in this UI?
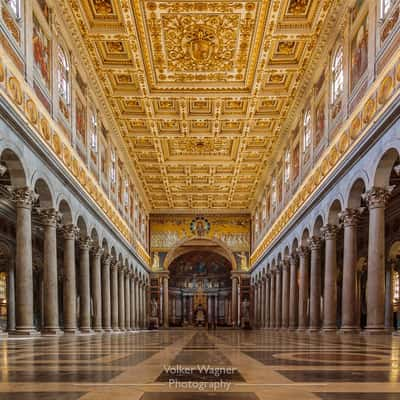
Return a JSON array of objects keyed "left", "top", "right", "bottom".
[{"left": 66, "top": 0, "right": 336, "bottom": 211}]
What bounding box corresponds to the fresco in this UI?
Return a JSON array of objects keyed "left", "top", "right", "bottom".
[
  {"left": 315, "top": 98, "right": 325, "bottom": 147},
  {"left": 351, "top": 15, "right": 369, "bottom": 92},
  {"left": 33, "top": 15, "right": 50, "bottom": 89},
  {"left": 75, "top": 96, "right": 86, "bottom": 144}
]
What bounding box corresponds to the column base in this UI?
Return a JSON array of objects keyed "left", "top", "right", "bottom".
[
  {"left": 13, "top": 328, "right": 40, "bottom": 336},
  {"left": 321, "top": 327, "right": 338, "bottom": 334},
  {"left": 296, "top": 327, "right": 307, "bottom": 332},
  {"left": 112, "top": 327, "right": 120, "bottom": 332},
  {"left": 63, "top": 329, "right": 78, "bottom": 335},
  {"left": 79, "top": 328, "right": 94, "bottom": 335},
  {"left": 102, "top": 328, "right": 113, "bottom": 333},
  {"left": 363, "top": 327, "right": 390, "bottom": 335},
  {"left": 0, "top": 331, "right": 8, "bottom": 337},
  {"left": 307, "top": 327, "right": 321, "bottom": 333},
  {"left": 41, "top": 328, "right": 64, "bottom": 336},
  {"left": 288, "top": 326, "right": 298, "bottom": 331},
  {"left": 340, "top": 327, "right": 360, "bottom": 334},
  {"left": 93, "top": 328, "right": 104, "bottom": 333}
]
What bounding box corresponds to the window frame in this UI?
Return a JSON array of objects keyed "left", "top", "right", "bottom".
[
  {"left": 303, "top": 109, "right": 312, "bottom": 152},
  {"left": 57, "top": 46, "right": 70, "bottom": 104},
  {"left": 331, "top": 45, "right": 344, "bottom": 104}
]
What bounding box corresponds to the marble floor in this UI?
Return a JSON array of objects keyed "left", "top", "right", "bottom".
[{"left": 0, "top": 329, "right": 400, "bottom": 399}]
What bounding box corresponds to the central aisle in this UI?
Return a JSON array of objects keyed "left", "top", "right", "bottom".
[{"left": 0, "top": 330, "right": 399, "bottom": 399}]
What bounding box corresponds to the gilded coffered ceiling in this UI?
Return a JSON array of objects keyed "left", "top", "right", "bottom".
[{"left": 62, "top": 0, "right": 339, "bottom": 212}]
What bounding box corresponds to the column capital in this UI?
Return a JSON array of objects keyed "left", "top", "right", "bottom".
[
  {"left": 297, "top": 246, "right": 310, "bottom": 257},
  {"left": 9, "top": 187, "right": 38, "bottom": 208},
  {"left": 282, "top": 258, "right": 290, "bottom": 271},
  {"left": 289, "top": 253, "right": 299, "bottom": 265},
  {"left": 37, "top": 208, "right": 62, "bottom": 227},
  {"left": 111, "top": 260, "right": 120, "bottom": 271},
  {"left": 91, "top": 245, "right": 104, "bottom": 258},
  {"left": 61, "top": 224, "right": 80, "bottom": 240},
  {"left": 339, "top": 208, "right": 363, "bottom": 227},
  {"left": 321, "top": 224, "right": 338, "bottom": 240},
  {"left": 79, "top": 237, "right": 92, "bottom": 250},
  {"left": 308, "top": 236, "right": 321, "bottom": 251},
  {"left": 102, "top": 254, "right": 112, "bottom": 266},
  {"left": 362, "top": 186, "right": 394, "bottom": 209}
]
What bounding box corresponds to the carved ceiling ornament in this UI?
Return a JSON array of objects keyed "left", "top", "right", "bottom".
[
  {"left": 63, "top": 0, "right": 340, "bottom": 210},
  {"left": 163, "top": 15, "right": 238, "bottom": 72}
]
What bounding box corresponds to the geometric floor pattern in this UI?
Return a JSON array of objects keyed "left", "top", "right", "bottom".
[{"left": 0, "top": 330, "right": 400, "bottom": 399}]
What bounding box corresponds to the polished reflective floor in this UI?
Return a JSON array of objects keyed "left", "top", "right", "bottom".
[{"left": 0, "top": 330, "right": 400, "bottom": 399}]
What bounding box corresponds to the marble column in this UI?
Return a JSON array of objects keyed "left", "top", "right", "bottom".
[
  {"left": 264, "top": 275, "right": 270, "bottom": 328},
  {"left": 91, "top": 246, "right": 103, "bottom": 332},
  {"left": 101, "top": 255, "right": 112, "bottom": 332},
  {"left": 322, "top": 224, "right": 338, "bottom": 332},
  {"left": 308, "top": 237, "right": 322, "bottom": 332},
  {"left": 39, "top": 208, "right": 62, "bottom": 335},
  {"left": 125, "top": 272, "right": 131, "bottom": 330},
  {"left": 62, "top": 224, "right": 79, "bottom": 333},
  {"left": 130, "top": 276, "right": 136, "bottom": 330},
  {"left": 298, "top": 246, "right": 310, "bottom": 331},
  {"left": 118, "top": 267, "right": 126, "bottom": 330},
  {"left": 282, "top": 258, "right": 290, "bottom": 329},
  {"left": 339, "top": 208, "right": 361, "bottom": 333},
  {"left": 260, "top": 280, "right": 265, "bottom": 328},
  {"left": 364, "top": 187, "right": 392, "bottom": 333},
  {"left": 289, "top": 254, "right": 298, "bottom": 330},
  {"left": 135, "top": 278, "right": 140, "bottom": 328},
  {"left": 275, "top": 265, "right": 282, "bottom": 329},
  {"left": 253, "top": 283, "right": 258, "bottom": 327},
  {"left": 232, "top": 276, "right": 238, "bottom": 327},
  {"left": 256, "top": 282, "right": 260, "bottom": 328},
  {"left": 270, "top": 271, "right": 276, "bottom": 328},
  {"left": 7, "top": 262, "right": 16, "bottom": 332},
  {"left": 142, "top": 283, "right": 147, "bottom": 328},
  {"left": 163, "top": 276, "right": 169, "bottom": 328},
  {"left": 385, "top": 262, "right": 395, "bottom": 331},
  {"left": 111, "top": 261, "right": 119, "bottom": 331},
  {"left": 11, "top": 187, "right": 38, "bottom": 335},
  {"left": 79, "top": 237, "right": 92, "bottom": 333}
]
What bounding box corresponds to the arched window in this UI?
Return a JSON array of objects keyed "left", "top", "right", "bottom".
[
  {"left": 254, "top": 211, "right": 259, "bottom": 234},
  {"left": 394, "top": 271, "right": 400, "bottom": 303},
  {"left": 110, "top": 147, "right": 116, "bottom": 184},
  {"left": 271, "top": 177, "right": 277, "bottom": 208},
  {"left": 382, "top": 0, "right": 392, "bottom": 17},
  {"left": 262, "top": 197, "right": 266, "bottom": 221},
  {"left": 124, "top": 179, "right": 129, "bottom": 206},
  {"left": 331, "top": 46, "right": 343, "bottom": 103},
  {"left": 303, "top": 110, "right": 311, "bottom": 152},
  {"left": 57, "top": 46, "right": 70, "bottom": 103},
  {"left": 6, "top": 0, "right": 20, "bottom": 18},
  {"left": 284, "top": 148, "right": 291, "bottom": 184},
  {"left": 90, "top": 112, "right": 98, "bottom": 152}
]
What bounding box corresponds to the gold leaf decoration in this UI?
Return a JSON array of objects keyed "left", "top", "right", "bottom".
[
  {"left": 378, "top": 75, "right": 393, "bottom": 105},
  {"left": 25, "top": 99, "right": 38, "bottom": 125},
  {"left": 7, "top": 76, "right": 22, "bottom": 105}
]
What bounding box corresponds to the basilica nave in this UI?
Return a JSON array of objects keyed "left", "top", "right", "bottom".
[{"left": 1, "top": 0, "right": 400, "bottom": 399}]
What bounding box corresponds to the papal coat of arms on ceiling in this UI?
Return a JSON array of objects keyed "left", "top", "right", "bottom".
[
  {"left": 163, "top": 15, "right": 238, "bottom": 72},
  {"left": 190, "top": 216, "right": 210, "bottom": 236}
]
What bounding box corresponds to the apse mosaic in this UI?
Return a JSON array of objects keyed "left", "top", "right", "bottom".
[{"left": 168, "top": 251, "right": 232, "bottom": 290}]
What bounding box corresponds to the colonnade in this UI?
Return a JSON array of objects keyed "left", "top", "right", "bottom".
[
  {"left": 253, "top": 186, "right": 392, "bottom": 334},
  {"left": 4, "top": 186, "right": 149, "bottom": 335}
]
